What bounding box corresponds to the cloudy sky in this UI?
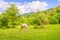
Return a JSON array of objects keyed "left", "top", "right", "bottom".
[{"left": 0, "top": 0, "right": 60, "bottom": 14}]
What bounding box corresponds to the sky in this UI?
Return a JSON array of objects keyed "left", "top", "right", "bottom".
[{"left": 0, "top": 0, "right": 60, "bottom": 14}]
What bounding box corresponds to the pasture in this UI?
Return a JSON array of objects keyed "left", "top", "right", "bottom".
[{"left": 0, "top": 24, "right": 60, "bottom": 40}]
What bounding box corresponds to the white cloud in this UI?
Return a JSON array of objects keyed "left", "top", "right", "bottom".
[
  {"left": 0, "top": 0, "right": 9, "bottom": 9},
  {"left": 0, "top": 0, "right": 21, "bottom": 12},
  {"left": 0, "top": 0, "right": 49, "bottom": 14},
  {"left": 18, "top": 1, "right": 48, "bottom": 14},
  {"left": 58, "top": 0, "right": 60, "bottom": 1}
]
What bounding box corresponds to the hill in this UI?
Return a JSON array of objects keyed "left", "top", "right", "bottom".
[{"left": 20, "top": 5, "right": 60, "bottom": 25}]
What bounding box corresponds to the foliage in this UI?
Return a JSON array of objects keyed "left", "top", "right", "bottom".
[
  {"left": 6, "top": 4, "right": 19, "bottom": 28},
  {"left": 0, "top": 4, "right": 60, "bottom": 28}
]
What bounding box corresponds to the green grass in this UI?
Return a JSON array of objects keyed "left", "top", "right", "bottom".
[{"left": 0, "top": 24, "right": 60, "bottom": 40}]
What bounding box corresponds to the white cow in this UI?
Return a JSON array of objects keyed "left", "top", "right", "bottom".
[{"left": 21, "top": 24, "right": 29, "bottom": 30}]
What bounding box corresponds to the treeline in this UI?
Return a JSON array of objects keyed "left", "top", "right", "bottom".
[
  {"left": 20, "top": 6, "right": 60, "bottom": 25},
  {"left": 0, "top": 4, "right": 60, "bottom": 28}
]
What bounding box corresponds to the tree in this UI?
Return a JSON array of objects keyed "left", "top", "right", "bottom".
[
  {"left": 0, "top": 12, "right": 9, "bottom": 28},
  {"left": 6, "top": 4, "right": 19, "bottom": 28}
]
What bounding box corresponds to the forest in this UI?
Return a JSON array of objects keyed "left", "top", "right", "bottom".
[{"left": 0, "top": 4, "right": 60, "bottom": 28}]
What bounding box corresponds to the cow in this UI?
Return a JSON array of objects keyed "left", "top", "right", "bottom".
[{"left": 21, "top": 24, "right": 29, "bottom": 30}]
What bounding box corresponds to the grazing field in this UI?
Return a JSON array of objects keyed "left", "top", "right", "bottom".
[{"left": 0, "top": 24, "right": 60, "bottom": 40}]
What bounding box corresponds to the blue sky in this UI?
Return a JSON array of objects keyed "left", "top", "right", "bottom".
[
  {"left": 0, "top": 0, "right": 60, "bottom": 14},
  {"left": 5, "top": 0, "right": 60, "bottom": 8}
]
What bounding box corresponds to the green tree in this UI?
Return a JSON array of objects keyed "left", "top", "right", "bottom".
[
  {"left": 0, "top": 12, "right": 9, "bottom": 28},
  {"left": 6, "top": 4, "right": 19, "bottom": 28}
]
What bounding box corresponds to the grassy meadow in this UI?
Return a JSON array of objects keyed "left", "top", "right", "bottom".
[
  {"left": 0, "top": 24, "right": 60, "bottom": 40},
  {"left": 0, "top": 3, "right": 60, "bottom": 40}
]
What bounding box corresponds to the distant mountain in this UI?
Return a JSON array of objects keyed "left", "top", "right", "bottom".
[{"left": 22, "top": 5, "right": 60, "bottom": 16}]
